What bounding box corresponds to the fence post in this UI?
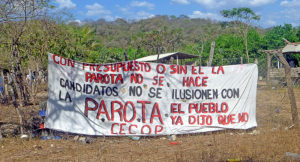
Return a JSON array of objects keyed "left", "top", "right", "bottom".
[
  {"left": 134, "top": 52, "right": 136, "bottom": 60},
  {"left": 266, "top": 53, "right": 271, "bottom": 82},
  {"left": 1, "top": 69, "right": 6, "bottom": 95},
  {"left": 124, "top": 51, "right": 128, "bottom": 61},
  {"left": 169, "top": 57, "right": 174, "bottom": 64},
  {"left": 3, "top": 71, "right": 9, "bottom": 97},
  {"left": 276, "top": 51, "right": 299, "bottom": 127},
  {"left": 207, "top": 41, "right": 215, "bottom": 66}
]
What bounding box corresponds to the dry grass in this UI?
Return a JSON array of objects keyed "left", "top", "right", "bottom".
[{"left": 0, "top": 87, "right": 300, "bottom": 161}]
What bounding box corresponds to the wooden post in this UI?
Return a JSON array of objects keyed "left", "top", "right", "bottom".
[
  {"left": 134, "top": 52, "right": 136, "bottom": 60},
  {"left": 276, "top": 51, "right": 299, "bottom": 127},
  {"left": 266, "top": 53, "right": 271, "bottom": 82},
  {"left": 3, "top": 72, "right": 9, "bottom": 97},
  {"left": 240, "top": 57, "right": 243, "bottom": 64},
  {"left": 207, "top": 41, "right": 215, "bottom": 66},
  {"left": 28, "top": 68, "right": 31, "bottom": 89},
  {"left": 1, "top": 70, "right": 5, "bottom": 95},
  {"left": 176, "top": 55, "right": 179, "bottom": 65},
  {"left": 124, "top": 51, "right": 128, "bottom": 61},
  {"left": 4, "top": 84, "right": 9, "bottom": 97},
  {"left": 156, "top": 53, "right": 160, "bottom": 63},
  {"left": 169, "top": 57, "right": 174, "bottom": 64}
]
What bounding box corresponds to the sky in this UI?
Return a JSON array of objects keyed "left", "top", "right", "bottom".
[{"left": 53, "top": 0, "right": 300, "bottom": 28}]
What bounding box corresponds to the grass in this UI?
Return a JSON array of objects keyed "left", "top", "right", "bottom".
[{"left": 0, "top": 87, "right": 300, "bottom": 161}]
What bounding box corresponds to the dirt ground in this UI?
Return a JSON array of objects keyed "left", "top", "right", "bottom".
[{"left": 0, "top": 87, "right": 300, "bottom": 161}]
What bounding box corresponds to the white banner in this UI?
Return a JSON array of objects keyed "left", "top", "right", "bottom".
[{"left": 46, "top": 53, "right": 258, "bottom": 136}]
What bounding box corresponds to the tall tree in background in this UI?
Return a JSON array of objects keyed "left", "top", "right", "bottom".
[{"left": 221, "top": 7, "right": 260, "bottom": 63}]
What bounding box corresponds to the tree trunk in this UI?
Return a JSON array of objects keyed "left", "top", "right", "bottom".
[
  {"left": 276, "top": 52, "right": 299, "bottom": 127},
  {"left": 16, "top": 52, "right": 29, "bottom": 105},
  {"left": 199, "top": 43, "right": 204, "bottom": 66},
  {"left": 10, "top": 49, "right": 24, "bottom": 135},
  {"left": 28, "top": 68, "right": 36, "bottom": 105},
  {"left": 10, "top": 45, "right": 23, "bottom": 134},
  {"left": 36, "top": 62, "right": 41, "bottom": 82},
  {"left": 245, "top": 36, "right": 249, "bottom": 63},
  {"left": 11, "top": 51, "right": 23, "bottom": 106}
]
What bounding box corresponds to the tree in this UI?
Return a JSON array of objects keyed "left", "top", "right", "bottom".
[
  {"left": 221, "top": 7, "right": 260, "bottom": 63},
  {"left": 264, "top": 24, "right": 298, "bottom": 49},
  {"left": 297, "top": 27, "right": 300, "bottom": 40},
  {"left": 263, "top": 24, "right": 300, "bottom": 65},
  {"left": 67, "top": 25, "right": 101, "bottom": 60},
  {"left": 214, "top": 33, "right": 244, "bottom": 65},
  {"left": 0, "top": 0, "right": 53, "bottom": 134}
]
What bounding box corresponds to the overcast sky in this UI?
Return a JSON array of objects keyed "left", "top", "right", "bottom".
[{"left": 54, "top": 0, "right": 300, "bottom": 28}]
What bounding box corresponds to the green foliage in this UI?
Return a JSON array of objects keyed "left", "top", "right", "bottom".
[
  {"left": 221, "top": 7, "right": 261, "bottom": 63},
  {"left": 214, "top": 34, "right": 244, "bottom": 65},
  {"left": 297, "top": 27, "right": 300, "bottom": 40},
  {"left": 247, "top": 29, "right": 264, "bottom": 58},
  {"left": 1, "top": 5, "right": 299, "bottom": 71},
  {"left": 264, "top": 24, "right": 299, "bottom": 49},
  {"left": 221, "top": 7, "right": 260, "bottom": 21},
  {"left": 85, "top": 47, "right": 123, "bottom": 63}
]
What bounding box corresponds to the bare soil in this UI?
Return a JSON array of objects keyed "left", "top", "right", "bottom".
[{"left": 0, "top": 87, "right": 300, "bottom": 161}]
